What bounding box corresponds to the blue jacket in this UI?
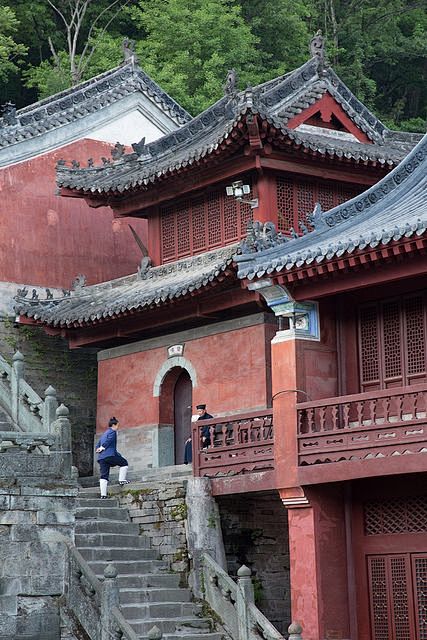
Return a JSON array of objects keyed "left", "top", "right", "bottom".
[{"left": 96, "top": 428, "right": 118, "bottom": 460}]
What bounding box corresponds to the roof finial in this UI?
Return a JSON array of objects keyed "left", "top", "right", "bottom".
[
  {"left": 1, "top": 102, "right": 17, "bottom": 126},
  {"left": 224, "top": 69, "right": 238, "bottom": 97},
  {"left": 309, "top": 30, "right": 325, "bottom": 69},
  {"left": 123, "top": 37, "right": 138, "bottom": 65}
]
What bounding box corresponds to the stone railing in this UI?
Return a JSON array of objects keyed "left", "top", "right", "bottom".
[
  {"left": 297, "top": 383, "right": 427, "bottom": 466},
  {"left": 192, "top": 410, "right": 274, "bottom": 477},
  {"left": 65, "top": 541, "right": 139, "bottom": 640},
  {"left": 0, "top": 350, "right": 58, "bottom": 432},
  {"left": 0, "top": 404, "right": 73, "bottom": 479},
  {"left": 202, "top": 553, "right": 302, "bottom": 640}
]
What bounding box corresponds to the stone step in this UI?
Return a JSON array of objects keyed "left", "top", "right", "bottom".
[
  {"left": 122, "top": 602, "right": 201, "bottom": 620},
  {"left": 116, "top": 574, "right": 181, "bottom": 589},
  {"left": 90, "top": 559, "right": 168, "bottom": 575},
  {"left": 75, "top": 507, "right": 129, "bottom": 521},
  {"left": 75, "top": 520, "right": 141, "bottom": 535},
  {"left": 76, "top": 497, "right": 120, "bottom": 508},
  {"left": 75, "top": 533, "right": 149, "bottom": 548},
  {"left": 129, "top": 616, "right": 211, "bottom": 635},
  {"left": 159, "top": 633, "right": 223, "bottom": 640},
  {"left": 119, "top": 588, "right": 192, "bottom": 605},
  {"left": 78, "top": 547, "right": 158, "bottom": 562}
]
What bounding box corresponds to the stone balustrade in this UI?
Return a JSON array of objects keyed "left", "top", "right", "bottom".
[
  {"left": 202, "top": 552, "right": 301, "bottom": 640},
  {"left": 0, "top": 350, "right": 58, "bottom": 432}
]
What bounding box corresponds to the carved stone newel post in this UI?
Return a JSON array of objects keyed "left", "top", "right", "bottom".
[
  {"left": 237, "top": 564, "right": 254, "bottom": 640},
  {"left": 11, "top": 350, "right": 24, "bottom": 425},
  {"left": 101, "top": 564, "right": 120, "bottom": 640}
]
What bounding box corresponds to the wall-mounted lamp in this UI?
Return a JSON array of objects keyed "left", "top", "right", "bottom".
[{"left": 225, "top": 180, "right": 258, "bottom": 209}]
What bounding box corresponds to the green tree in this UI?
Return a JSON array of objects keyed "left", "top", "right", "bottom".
[
  {"left": 0, "top": 5, "right": 27, "bottom": 82},
  {"left": 129, "top": 0, "right": 260, "bottom": 114}
]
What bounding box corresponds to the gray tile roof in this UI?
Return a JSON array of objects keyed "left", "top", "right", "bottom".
[
  {"left": 0, "top": 62, "right": 191, "bottom": 150},
  {"left": 15, "top": 245, "right": 236, "bottom": 328},
  {"left": 56, "top": 57, "right": 422, "bottom": 196},
  {"left": 235, "top": 132, "right": 427, "bottom": 280}
]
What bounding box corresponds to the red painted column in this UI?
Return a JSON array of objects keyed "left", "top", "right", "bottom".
[{"left": 254, "top": 172, "right": 277, "bottom": 226}]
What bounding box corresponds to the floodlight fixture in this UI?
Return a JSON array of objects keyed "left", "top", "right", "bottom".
[{"left": 225, "top": 180, "right": 258, "bottom": 208}]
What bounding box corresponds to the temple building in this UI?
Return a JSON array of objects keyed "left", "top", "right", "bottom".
[{"left": 15, "top": 40, "right": 427, "bottom": 639}]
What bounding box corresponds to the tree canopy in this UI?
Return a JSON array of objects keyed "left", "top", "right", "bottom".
[{"left": 0, "top": 0, "right": 425, "bottom": 130}]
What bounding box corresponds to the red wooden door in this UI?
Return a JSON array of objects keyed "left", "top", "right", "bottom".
[{"left": 173, "top": 370, "right": 192, "bottom": 464}]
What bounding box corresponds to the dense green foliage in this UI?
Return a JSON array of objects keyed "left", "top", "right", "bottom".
[{"left": 0, "top": 0, "right": 425, "bottom": 130}]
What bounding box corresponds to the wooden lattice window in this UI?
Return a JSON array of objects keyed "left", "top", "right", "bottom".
[
  {"left": 364, "top": 497, "right": 427, "bottom": 536},
  {"left": 276, "top": 175, "right": 362, "bottom": 234},
  {"left": 160, "top": 187, "right": 253, "bottom": 263},
  {"left": 367, "top": 553, "right": 427, "bottom": 640},
  {"left": 358, "top": 293, "right": 427, "bottom": 391}
]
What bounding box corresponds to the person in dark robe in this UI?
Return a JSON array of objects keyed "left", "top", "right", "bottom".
[
  {"left": 196, "top": 403, "right": 213, "bottom": 448},
  {"left": 184, "top": 437, "right": 192, "bottom": 464},
  {"left": 95, "top": 417, "right": 130, "bottom": 498}
]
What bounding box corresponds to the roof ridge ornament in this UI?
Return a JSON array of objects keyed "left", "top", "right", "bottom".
[
  {"left": 122, "top": 37, "right": 138, "bottom": 66},
  {"left": 239, "top": 221, "right": 289, "bottom": 254},
  {"left": 309, "top": 30, "right": 326, "bottom": 73},
  {"left": 224, "top": 69, "right": 238, "bottom": 97},
  {"left": 1, "top": 102, "right": 17, "bottom": 127}
]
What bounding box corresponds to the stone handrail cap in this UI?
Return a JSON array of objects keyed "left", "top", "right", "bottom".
[
  {"left": 148, "top": 625, "right": 163, "bottom": 640},
  {"left": 56, "top": 403, "right": 69, "bottom": 417},
  {"left": 237, "top": 564, "right": 252, "bottom": 577},
  {"left": 104, "top": 564, "right": 118, "bottom": 579},
  {"left": 288, "top": 622, "right": 303, "bottom": 633},
  {"left": 45, "top": 385, "right": 57, "bottom": 397},
  {"left": 13, "top": 350, "right": 24, "bottom": 361}
]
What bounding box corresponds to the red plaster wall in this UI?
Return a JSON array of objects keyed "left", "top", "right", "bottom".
[
  {"left": 96, "top": 323, "right": 272, "bottom": 433},
  {"left": 0, "top": 139, "right": 147, "bottom": 288}
]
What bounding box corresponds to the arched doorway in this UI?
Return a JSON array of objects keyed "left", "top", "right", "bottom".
[{"left": 173, "top": 370, "right": 192, "bottom": 464}]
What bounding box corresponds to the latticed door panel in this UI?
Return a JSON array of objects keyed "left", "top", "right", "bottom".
[
  {"left": 412, "top": 555, "right": 427, "bottom": 640},
  {"left": 276, "top": 174, "right": 362, "bottom": 234},
  {"left": 368, "top": 554, "right": 416, "bottom": 640},
  {"left": 358, "top": 294, "right": 427, "bottom": 392}
]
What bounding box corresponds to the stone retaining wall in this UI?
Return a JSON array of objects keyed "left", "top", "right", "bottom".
[
  {"left": 117, "top": 480, "right": 189, "bottom": 578},
  {"left": 217, "top": 492, "right": 291, "bottom": 635},
  {"left": 0, "top": 476, "right": 77, "bottom": 640}
]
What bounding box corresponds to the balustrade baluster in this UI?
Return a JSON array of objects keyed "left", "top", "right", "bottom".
[
  {"left": 319, "top": 406, "right": 326, "bottom": 431},
  {"left": 343, "top": 403, "right": 350, "bottom": 428},
  {"left": 368, "top": 399, "right": 375, "bottom": 424},
  {"left": 397, "top": 395, "right": 403, "bottom": 421},
  {"left": 331, "top": 405, "right": 338, "bottom": 430},
  {"left": 383, "top": 396, "right": 391, "bottom": 422},
  {"left": 307, "top": 408, "right": 315, "bottom": 433},
  {"left": 356, "top": 401, "right": 363, "bottom": 425}
]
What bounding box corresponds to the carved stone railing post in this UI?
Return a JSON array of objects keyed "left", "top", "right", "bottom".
[
  {"left": 288, "top": 622, "right": 303, "bottom": 639},
  {"left": 237, "top": 565, "right": 254, "bottom": 640},
  {"left": 101, "top": 564, "right": 120, "bottom": 640},
  {"left": 51, "top": 404, "right": 72, "bottom": 478},
  {"left": 11, "top": 350, "right": 24, "bottom": 425},
  {"left": 43, "top": 385, "right": 58, "bottom": 431}
]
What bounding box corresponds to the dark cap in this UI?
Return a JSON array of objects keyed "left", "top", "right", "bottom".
[
  {"left": 108, "top": 416, "right": 119, "bottom": 427},
  {"left": 196, "top": 404, "right": 206, "bottom": 410}
]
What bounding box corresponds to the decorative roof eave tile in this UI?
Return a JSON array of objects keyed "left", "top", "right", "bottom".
[
  {"left": 56, "top": 108, "right": 409, "bottom": 199},
  {"left": 14, "top": 245, "right": 238, "bottom": 329},
  {"left": 235, "top": 132, "right": 427, "bottom": 282},
  {"left": 0, "top": 62, "right": 191, "bottom": 151}
]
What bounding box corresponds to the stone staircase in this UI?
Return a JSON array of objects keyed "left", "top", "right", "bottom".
[{"left": 76, "top": 492, "right": 224, "bottom": 640}]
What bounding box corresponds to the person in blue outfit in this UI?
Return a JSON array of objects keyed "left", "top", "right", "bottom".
[{"left": 96, "top": 416, "right": 130, "bottom": 499}]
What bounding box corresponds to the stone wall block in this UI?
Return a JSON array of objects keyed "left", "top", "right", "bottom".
[{"left": 0, "top": 510, "right": 36, "bottom": 525}]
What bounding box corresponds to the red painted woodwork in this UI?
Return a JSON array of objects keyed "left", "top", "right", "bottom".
[
  {"left": 174, "top": 370, "right": 192, "bottom": 464},
  {"left": 297, "top": 383, "right": 427, "bottom": 470},
  {"left": 359, "top": 293, "right": 427, "bottom": 392},
  {"left": 159, "top": 187, "right": 253, "bottom": 263},
  {"left": 286, "top": 93, "right": 372, "bottom": 144},
  {"left": 276, "top": 174, "right": 362, "bottom": 234},
  {"left": 191, "top": 409, "right": 274, "bottom": 478},
  {"left": 0, "top": 139, "right": 147, "bottom": 288}
]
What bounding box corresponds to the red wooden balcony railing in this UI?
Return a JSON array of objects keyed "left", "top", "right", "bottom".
[
  {"left": 296, "top": 383, "right": 427, "bottom": 467},
  {"left": 192, "top": 410, "right": 274, "bottom": 478}
]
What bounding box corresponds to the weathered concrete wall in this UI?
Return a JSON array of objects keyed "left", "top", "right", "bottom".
[
  {"left": 0, "top": 473, "right": 77, "bottom": 640},
  {"left": 0, "top": 318, "right": 98, "bottom": 476},
  {"left": 217, "top": 492, "right": 291, "bottom": 635}
]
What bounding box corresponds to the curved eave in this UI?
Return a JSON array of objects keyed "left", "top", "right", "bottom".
[{"left": 17, "top": 267, "right": 237, "bottom": 330}]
